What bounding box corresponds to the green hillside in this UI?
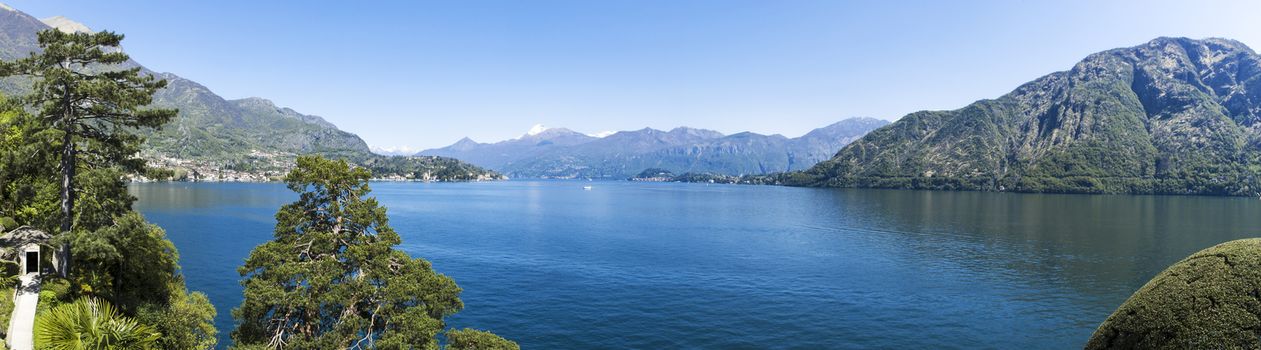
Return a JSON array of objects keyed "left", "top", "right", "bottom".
[
  {"left": 0, "top": 6, "right": 500, "bottom": 182},
  {"left": 797, "top": 37, "right": 1261, "bottom": 196}
]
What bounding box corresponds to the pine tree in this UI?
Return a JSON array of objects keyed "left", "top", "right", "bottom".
[
  {"left": 0, "top": 29, "right": 176, "bottom": 274},
  {"left": 234, "top": 156, "right": 514, "bottom": 349}
]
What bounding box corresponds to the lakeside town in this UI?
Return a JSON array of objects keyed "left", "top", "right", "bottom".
[{"left": 135, "top": 150, "right": 503, "bottom": 183}]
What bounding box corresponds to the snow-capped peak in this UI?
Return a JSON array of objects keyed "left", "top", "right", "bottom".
[
  {"left": 526, "top": 124, "right": 549, "bottom": 136},
  {"left": 588, "top": 131, "right": 615, "bottom": 138},
  {"left": 41, "top": 16, "right": 92, "bottom": 34},
  {"left": 0, "top": 3, "right": 15, "bottom": 12},
  {"left": 370, "top": 145, "right": 419, "bottom": 156}
]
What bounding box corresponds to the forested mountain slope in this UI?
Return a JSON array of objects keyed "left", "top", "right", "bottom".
[
  {"left": 0, "top": 5, "right": 500, "bottom": 181},
  {"left": 797, "top": 37, "right": 1261, "bottom": 195}
]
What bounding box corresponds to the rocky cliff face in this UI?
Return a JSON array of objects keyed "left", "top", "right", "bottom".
[{"left": 801, "top": 37, "right": 1261, "bottom": 195}]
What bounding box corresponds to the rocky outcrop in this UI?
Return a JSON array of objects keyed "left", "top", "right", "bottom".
[{"left": 1086, "top": 238, "right": 1261, "bottom": 349}]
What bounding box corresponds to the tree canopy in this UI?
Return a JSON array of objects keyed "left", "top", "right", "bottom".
[
  {"left": 0, "top": 29, "right": 175, "bottom": 246},
  {"left": 234, "top": 156, "right": 514, "bottom": 349},
  {"left": 0, "top": 29, "right": 216, "bottom": 349}
]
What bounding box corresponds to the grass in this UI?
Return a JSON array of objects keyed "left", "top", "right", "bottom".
[{"left": 0, "top": 285, "right": 12, "bottom": 345}]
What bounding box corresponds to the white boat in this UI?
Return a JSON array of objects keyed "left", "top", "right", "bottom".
[{"left": 583, "top": 186, "right": 593, "bottom": 190}]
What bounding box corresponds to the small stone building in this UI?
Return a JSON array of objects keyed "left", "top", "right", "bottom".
[{"left": 0, "top": 226, "right": 58, "bottom": 276}]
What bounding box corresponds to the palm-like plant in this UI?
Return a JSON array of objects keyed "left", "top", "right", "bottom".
[{"left": 33, "top": 297, "right": 160, "bottom": 350}]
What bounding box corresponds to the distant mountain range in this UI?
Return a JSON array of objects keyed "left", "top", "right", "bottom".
[
  {"left": 420, "top": 118, "right": 889, "bottom": 179},
  {"left": 0, "top": 4, "right": 500, "bottom": 181},
  {"left": 793, "top": 37, "right": 1261, "bottom": 196},
  {"left": 19, "top": 4, "right": 1244, "bottom": 192}
]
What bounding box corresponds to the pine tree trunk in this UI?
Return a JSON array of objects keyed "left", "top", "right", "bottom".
[
  {"left": 58, "top": 122, "right": 75, "bottom": 277},
  {"left": 60, "top": 130, "right": 73, "bottom": 232}
]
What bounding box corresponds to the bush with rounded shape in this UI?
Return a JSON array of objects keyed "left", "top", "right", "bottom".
[{"left": 1087, "top": 238, "right": 1261, "bottom": 349}]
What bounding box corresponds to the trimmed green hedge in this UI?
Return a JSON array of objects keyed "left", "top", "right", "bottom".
[{"left": 1087, "top": 238, "right": 1261, "bottom": 349}]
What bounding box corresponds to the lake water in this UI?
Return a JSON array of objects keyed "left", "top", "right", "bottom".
[{"left": 129, "top": 181, "right": 1261, "bottom": 349}]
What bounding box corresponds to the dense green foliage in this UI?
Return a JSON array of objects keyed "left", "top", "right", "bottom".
[
  {"left": 631, "top": 168, "right": 674, "bottom": 179},
  {"left": 798, "top": 38, "right": 1261, "bottom": 196},
  {"left": 0, "top": 96, "right": 59, "bottom": 230},
  {"left": 1087, "top": 238, "right": 1261, "bottom": 349},
  {"left": 0, "top": 29, "right": 176, "bottom": 234},
  {"left": 668, "top": 172, "right": 740, "bottom": 184},
  {"left": 135, "top": 287, "right": 217, "bottom": 350},
  {"left": 0, "top": 286, "right": 11, "bottom": 342},
  {"left": 355, "top": 155, "right": 505, "bottom": 181},
  {"left": 444, "top": 329, "right": 520, "bottom": 350},
  {"left": 0, "top": 28, "right": 216, "bottom": 349},
  {"left": 68, "top": 212, "right": 175, "bottom": 310},
  {"left": 37, "top": 279, "right": 73, "bottom": 312},
  {"left": 233, "top": 156, "right": 514, "bottom": 349},
  {"left": 0, "top": 217, "right": 16, "bottom": 231},
  {"left": 34, "top": 297, "right": 160, "bottom": 350}
]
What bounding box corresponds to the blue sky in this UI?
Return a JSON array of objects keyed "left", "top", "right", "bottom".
[{"left": 7, "top": 1, "right": 1261, "bottom": 150}]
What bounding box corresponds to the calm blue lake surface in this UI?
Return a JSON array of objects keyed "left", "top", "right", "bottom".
[{"left": 130, "top": 181, "right": 1261, "bottom": 349}]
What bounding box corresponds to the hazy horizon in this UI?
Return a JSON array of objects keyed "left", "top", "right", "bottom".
[{"left": 7, "top": 0, "right": 1261, "bottom": 150}]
